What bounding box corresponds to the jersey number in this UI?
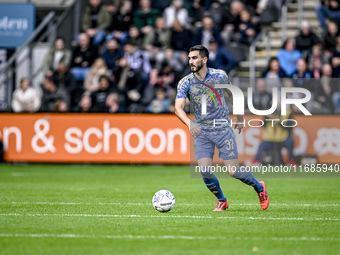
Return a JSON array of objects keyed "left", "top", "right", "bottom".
[{"left": 225, "top": 139, "right": 234, "bottom": 151}]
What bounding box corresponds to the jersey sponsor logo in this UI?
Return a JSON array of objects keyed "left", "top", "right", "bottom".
[
  {"left": 198, "top": 83, "right": 223, "bottom": 106},
  {"left": 228, "top": 152, "right": 235, "bottom": 157}
]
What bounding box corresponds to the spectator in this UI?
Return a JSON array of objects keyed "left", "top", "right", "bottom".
[
  {"left": 307, "top": 44, "right": 328, "bottom": 79},
  {"left": 108, "top": 0, "right": 133, "bottom": 32},
  {"left": 125, "top": 25, "right": 144, "bottom": 48},
  {"left": 112, "top": 57, "right": 144, "bottom": 111},
  {"left": 328, "top": 67, "right": 340, "bottom": 112},
  {"left": 238, "top": 9, "right": 259, "bottom": 45},
  {"left": 277, "top": 38, "right": 302, "bottom": 77},
  {"left": 323, "top": 21, "right": 340, "bottom": 57},
  {"left": 220, "top": 1, "right": 244, "bottom": 45},
  {"left": 11, "top": 78, "right": 41, "bottom": 113},
  {"left": 152, "top": 0, "right": 172, "bottom": 12},
  {"left": 124, "top": 40, "right": 151, "bottom": 81},
  {"left": 81, "top": 0, "right": 112, "bottom": 46},
  {"left": 193, "top": 15, "right": 220, "bottom": 48},
  {"left": 84, "top": 57, "right": 110, "bottom": 93},
  {"left": 101, "top": 38, "right": 123, "bottom": 69},
  {"left": 106, "top": 92, "right": 125, "bottom": 112},
  {"left": 331, "top": 36, "right": 340, "bottom": 77},
  {"left": 76, "top": 93, "right": 93, "bottom": 113},
  {"left": 292, "top": 58, "right": 313, "bottom": 88},
  {"left": 71, "top": 33, "right": 98, "bottom": 82},
  {"left": 53, "top": 62, "right": 77, "bottom": 94},
  {"left": 133, "top": 0, "right": 161, "bottom": 36},
  {"left": 254, "top": 0, "right": 282, "bottom": 25},
  {"left": 43, "top": 37, "right": 72, "bottom": 76},
  {"left": 207, "top": 37, "right": 235, "bottom": 73},
  {"left": 315, "top": 63, "right": 336, "bottom": 113},
  {"left": 91, "top": 75, "right": 113, "bottom": 112},
  {"left": 316, "top": 0, "right": 340, "bottom": 29},
  {"left": 292, "top": 59, "right": 315, "bottom": 113},
  {"left": 189, "top": 0, "right": 210, "bottom": 25},
  {"left": 146, "top": 86, "right": 170, "bottom": 113},
  {"left": 280, "top": 78, "right": 303, "bottom": 114},
  {"left": 262, "top": 57, "right": 285, "bottom": 92},
  {"left": 295, "top": 20, "right": 320, "bottom": 56},
  {"left": 170, "top": 18, "right": 193, "bottom": 52},
  {"left": 250, "top": 78, "right": 272, "bottom": 111},
  {"left": 163, "top": 0, "right": 189, "bottom": 29},
  {"left": 40, "top": 76, "right": 70, "bottom": 112},
  {"left": 53, "top": 62, "right": 78, "bottom": 109},
  {"left": 263, "top": 57, "right": 285, "bottom": 78},
  {"left": 163, "top": 48, "right": 185, "bottom": 74},
  {"left": 143, "top": 16, "right": 171, "bottom": 69}
]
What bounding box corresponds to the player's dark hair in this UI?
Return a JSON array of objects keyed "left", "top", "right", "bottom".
[{"left": 189, "top": 45, "right": 209, "bottom": 59}]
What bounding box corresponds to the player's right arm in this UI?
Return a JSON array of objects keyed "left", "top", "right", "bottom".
[{"left": 175, "top": 99, "right": 201, "bottom": 136}]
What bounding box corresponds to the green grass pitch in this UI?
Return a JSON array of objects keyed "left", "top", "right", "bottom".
[{"left": 0, "top": 164, "right": 340, "bottom": 255}]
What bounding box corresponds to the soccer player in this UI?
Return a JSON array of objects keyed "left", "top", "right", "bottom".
[{"left": 174, "top": 45, "right": 269, "bottom": 211}]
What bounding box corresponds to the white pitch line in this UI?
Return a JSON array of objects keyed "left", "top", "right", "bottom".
[
  {"left": 0, "top": 213, "right": 338, "bottom": 221},
  {"left": 8, "top": 202, "right": 340, "bottom": 207},
  {"left": 0, "top": 233, "right": 339, "bottom": 242}
]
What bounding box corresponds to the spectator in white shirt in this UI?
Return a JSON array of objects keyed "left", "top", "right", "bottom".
[
  {"left": 163, "top": 0, "right": 189, "bottom": 29},
  {"left": 11, "top": 78, "right": 41, "bottom": 113}
]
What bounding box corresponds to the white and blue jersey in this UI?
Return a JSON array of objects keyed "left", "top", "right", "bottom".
[
  {"left": 176, "top": 68, "right": 232, "bottom": 131},
  {"left": 176, "top": 68, "right": 238, "bottom": 160}
]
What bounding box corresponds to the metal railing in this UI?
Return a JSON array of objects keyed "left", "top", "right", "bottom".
[
  {"left": 281, "top": 0, "right": 304, "bottom": 42},
  {"left": 0, "top": 0, "right": 81, "bottom": 111},
  {"left": 0, "top": 12, "right": 55, "bottom": 111},
  {"left": 249, "top": 29, "right": 271, "bottom": 88}
]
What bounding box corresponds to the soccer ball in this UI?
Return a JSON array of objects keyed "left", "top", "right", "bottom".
[{"left": 152, "top": 190, "right": 175, "bottom": 212}]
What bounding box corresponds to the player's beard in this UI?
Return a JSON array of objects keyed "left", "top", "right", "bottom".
[{"left": 191, "top": 61, "right": 203, "bottom": 73}]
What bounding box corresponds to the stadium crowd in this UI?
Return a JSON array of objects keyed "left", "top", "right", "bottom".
[{"left": 10, "top": 0, "right": 340, "bottom": 114}]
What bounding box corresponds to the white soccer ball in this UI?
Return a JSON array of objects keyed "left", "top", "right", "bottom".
[{"left": 152, "top": 190, "right": 175, "bottom": 212}]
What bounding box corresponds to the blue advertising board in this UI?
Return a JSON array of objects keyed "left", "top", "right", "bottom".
[{"left": 0, "top": 3, "right": 35, "bottom": 48}]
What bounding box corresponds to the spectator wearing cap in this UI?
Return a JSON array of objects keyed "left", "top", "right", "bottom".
[
  {"left": 11, "top": 78, "right": 41, "bottom": 113},
  {"left": 316, "top": 0, "right": 340, "bottom": 29},
  {"left": 81, "top": 0, "right": 112, "bottom": 46},
  {"left": 295, "top": 20, "right": 320, "bottom": 57},
  {"left": 163, "top": 0, "right": 189, "bottom": 29},
  {"left": 207, "top": 38, "right": 235, "bottom": 73}
]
